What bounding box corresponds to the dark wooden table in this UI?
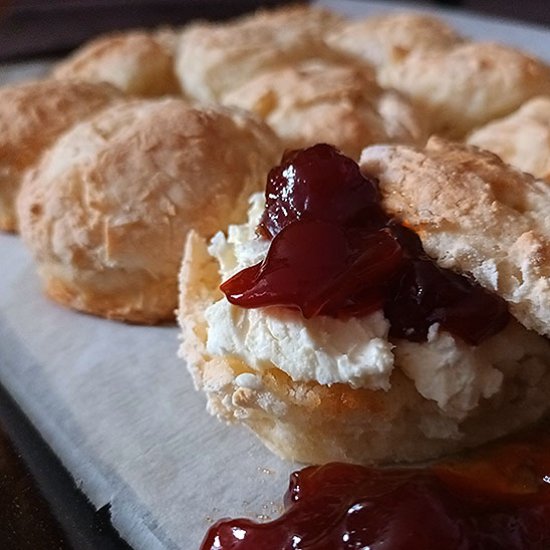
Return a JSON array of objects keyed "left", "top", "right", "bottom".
[{"left": 0, "top": 424, "right": 69, "bottom": 550}]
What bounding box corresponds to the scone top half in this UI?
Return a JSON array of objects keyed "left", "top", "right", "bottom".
[
  {"left": 178, "top": 139, "right": 550, "bottom": 465},
  {"left": 362, "top": 136, "right": 550, "bottom": 338}
]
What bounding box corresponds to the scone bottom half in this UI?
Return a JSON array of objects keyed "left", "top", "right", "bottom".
[
  {"left": 178, "top": 142, "right": 550, "bottom": 465},
  {"left": 16, "top": 99, "right": 282, "bottom": 324}
]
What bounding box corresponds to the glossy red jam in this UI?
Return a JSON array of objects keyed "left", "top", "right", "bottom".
[
  {"left": 201, "top": 426, "right": 550, "bottom": 550},
  {"left": 221, "top": 144, "right": 509, "bottom": 344}
]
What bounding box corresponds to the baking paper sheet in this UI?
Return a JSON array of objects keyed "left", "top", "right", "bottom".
[
  {"left": 0, "top": 232, "right": 295, "bottom": 549},
  {"left": 1, "top": 2, "right": 549, "bottom": 549}
]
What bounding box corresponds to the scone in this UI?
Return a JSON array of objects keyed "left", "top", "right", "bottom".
[
  {"left": 178, "top": 142, "right": 550, "bottom": 465},
  {"left": 17, "top": 99, "right": 281, "bottom": 324},
  {"left": 326, "top": 12, "right": 463, "bottom": 71},
  {"left": 379, "top": 42, "right": 550, "bottom": 138},
  {"left": 222, "top": 60, "right": 428, "bottom": 159},
  {"left": 467, "top": 96, "right": 550, "bottom": 182},
  {"left": 0, "top": 79, "right": 121, "bottom": 232},
  {"left": 53, "top": 29, "right": 181, "bottom": 97},
  {"left": 176, "top": 5, "right": 345, "bottom": 102},
  {"left": 361, "top": 136, "right": 550, "bottom": 337}
]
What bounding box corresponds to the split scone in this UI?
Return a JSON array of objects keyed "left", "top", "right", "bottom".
[
  {"left": 176, "top": 5, "right": 345, "bottom": 102},
  {"left": 467, "top": 96, "right": 550, "bottom": 182},
  {"left": 326, "top": 12, "right": 463, "bottom": 71},
  {"left": 53, "top": 29, "right": 181, "bottom": 97},
  {"left": 222, "top": 60, "right": 428, "bottom": 159},
  {"left": 17, "top": 99, "right": 281, "bottom": 324},
  {"left": 178, "top": 141, "right": 550, "bottom": 465},
  {"left": 379, "top": 42, "right": 550, "bottom": 138},
  {"left": 0, "top": 79, "right": 121, "bottom": 232}
]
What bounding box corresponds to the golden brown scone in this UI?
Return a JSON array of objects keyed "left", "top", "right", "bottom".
[
  {"left": 360, "top": 136, "right": 550, "bottom": 337},
  {"left": 53, "top": 29, "right": 181, "bottom": 97},
  {"left": 0, "top": 79, "right": 121, "bottom": 232},
  {"left": 467, "top": 96, "right": 550, "bottom": 182},
  {"left": 326, "top": 12, "right": 463, "bottom": 71},
  {"left": 178, "top": 229, "right": 550, "bottom": 464},
  {"left": 221, "top": 61, "right": 428, "bottom": 159},
  {"left": 379, "top": 42, "right": 550, "bottom": 138},
  {"left": 17, "top": 99, "right": 281, "bottom": 323},
  {"left": 176, "top": 5, "right": 346, "bottom": 102}
]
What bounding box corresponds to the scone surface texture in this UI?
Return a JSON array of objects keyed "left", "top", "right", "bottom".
[
  {"left": 176, "top": 5, "right": 345, "bottom": 102},
  {"left": 379, "top": 42, "right": 550, "bottom": 137},
  {"left": 0, "top": 79, "right": 121, "bottom": 232},
  {"left": 222, "top": 61, "right": 428, "bottom": 159},
  {"left": 326, "top": 12, "right": 463, "bottom": 70},
  {"left": 53, "top": 29, "right": 181, "bottom": 97},
  {"left": 467, "top": 95, "right": 550, "bottom": 182},
  {"left": 17, "top": 98, "right": 281, "bottom": 323}
]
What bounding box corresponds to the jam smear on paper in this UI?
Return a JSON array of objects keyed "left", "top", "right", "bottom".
[
  {"left": 221, "top": 144, "right": 509, "bottom": 344},
  {"left": 201, "top": 425, "right": 550, "bottom": 550}
]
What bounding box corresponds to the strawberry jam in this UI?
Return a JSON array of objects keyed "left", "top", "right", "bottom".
[
  {"left": 201, "top": 425, "right": 550, "bottom": 550},
  {"left": 221, "top": 144, "right": 509, "bottom": 344}
]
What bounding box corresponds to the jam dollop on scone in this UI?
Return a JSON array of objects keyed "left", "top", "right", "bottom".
[
  {"left": 17, "top": 99, "right": 281, "bottom": 324},
  {"left": 221, "top": 144, "right": 508, "bottom": 345},
  {"left": 178, "top": 141, "right": 550, "bottom": 464}
]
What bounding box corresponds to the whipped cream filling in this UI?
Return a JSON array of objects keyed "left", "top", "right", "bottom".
[
  {"left": 205, "top": 193, "right": 550, "bottom": 419},
  {"left": 206, "top": 193, "right": 394, "bottom": 390}
]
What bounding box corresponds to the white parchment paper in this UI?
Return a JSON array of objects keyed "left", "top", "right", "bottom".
[
  {"left": 1, "top": 2, "right": 549, "bottom": 549},
  {"left": 0, "top": 233, "right": 296, "bottom": 549}
]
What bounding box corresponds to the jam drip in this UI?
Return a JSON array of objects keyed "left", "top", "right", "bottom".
[
  {"left": 201, "top": 427, "right": 550, "bottom": 550},
  {"left": 221, "top": 144, "right": 509, "bottom": 344}
]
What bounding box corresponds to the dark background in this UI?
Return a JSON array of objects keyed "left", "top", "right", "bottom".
[
  {"left": 0, "top": 0, "right": 548, "bottom": 62},
  {"left": 439, "top": 0, "right": 550, "bottom": 25}
]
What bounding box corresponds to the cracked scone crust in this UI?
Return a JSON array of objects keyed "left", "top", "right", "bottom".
[
  {"left": 17, "top": 99, "right": 281, "bottom": 323},
  {"left": 178, "top": 230, "right": 550, "bottom": 465},
  {"left": 53, "top": 29, "right": 181, "bottom": 97},
  {"left": 361, "top": 136, "right": 550, "bottom": 338},
  {"left": 379, "top": 42, "right": 550, "bottom": 137},
  {"left": 176, "top": 5, "right": 345, "bottom": 102},
  {"left": 0, "top": 79, "right": 121, "bottom": 232},
  {"left": 222, "top": 61, "right": 428, "bottom": 159},
  {"left": 467, "top": 96, "right": 550, "bottom": 182}
]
